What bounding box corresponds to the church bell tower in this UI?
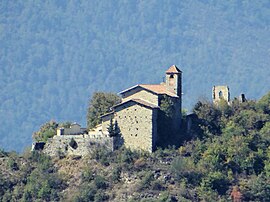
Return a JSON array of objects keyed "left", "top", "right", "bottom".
[
  {"left": 165, "top": 65, "right": 182, "bottom": 130},
  {"left": 165, "top": 65, "right": 182, "bottom": 98}
]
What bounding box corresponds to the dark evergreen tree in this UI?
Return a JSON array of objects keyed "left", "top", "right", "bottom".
[
  {"left": 107, "top": 118, "right": 115, "bottom": 137},
  {"left": 114, "top": 120, "right": 121, "bottom": 137},
  {"left": 107, "top": 119, "right": 121, "bottom": 137}
]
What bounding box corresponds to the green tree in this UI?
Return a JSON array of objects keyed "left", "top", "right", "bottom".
[
  {"left": 260, "top": 122, "right": 270, "bottom": 148},
  {"left": 160, "top": 95, "right": 175, "bottom": 118},
  {"left": 114, "top": 120, "right": 121, "bottom": 137},
  {"left": 108, "top": 119, "right": 121, "bottom": 137},
  {"left": 33, "top": 121, "right": 74, "bottom": 142},
  {"left": 256, "top": 91, "right": 270, "bottom": 114},
  {"left": 107, "top": 118, "right": 114, "bottom": 137},
  {"left": 200, "top": 171, "right": 229, "bottom": 196},
  {"left": 193, "top": 101, "right": 222, "bottom": 136},
  {"left": 32, "top": 120, "right": 58, "bottom": 142},
  {"left": 242, "top": 174, "right": 270, "bottom": 202},
  {"left": 232, "top": 109, "right": 268, "bottom": 131},
  {"left": 87, "top": 92, "right": 121, "bottom": 129}
]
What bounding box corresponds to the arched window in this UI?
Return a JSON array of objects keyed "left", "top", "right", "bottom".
[
  {"left": 169, "top": 74, "right": 174, "bottom": 85},
  {"left": 219, "top": 91, "right": 223, "bottom": 98}
]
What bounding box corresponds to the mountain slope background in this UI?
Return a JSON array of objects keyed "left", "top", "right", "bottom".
[{"left": 1, "top": 0, "right": 270, "bottom": 151}]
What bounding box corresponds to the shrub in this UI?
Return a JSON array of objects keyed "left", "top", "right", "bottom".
[
  {"left": 138, "top": 171, "right": 154, "bottom": 190},
  {"left": 7, "top": 158, "right": 19, "bottom": 171},
  {"left": 158, "top": 191, "right": 177, "bottom": 202},
  {"left": 94, "top": 175, "right": 107, "bottom": 189},
  {"left": 74, "top": 184, "right": 97, "bottom": 202},
  {"left": 81, "top": 169, "right": 95, "bottom": 183},
  {"left": 152, "top": 180, "right": 164, "bottom": 191},
  {"left": 94, "top": 190, "right": 109, "bottom": 202},
  {"left": 32, "top": 121, "right": 58, "bottom": 142},
  {"left": 111, "top": 166, "right": 121, "bottom": 182},
  {"left": 171, "top": 157, "right": 199, "bottom": 184},
  {"left": 90, "top": 146, "right": 111, "bottom": 164},
  {"left": 200, "top": 171, "right": 229, "bottom": 196}
]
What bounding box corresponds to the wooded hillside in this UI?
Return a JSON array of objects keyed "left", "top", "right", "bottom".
[
  {"left": 1, "top": 1, "right": 269, "bottom": 151},
  {"left": 0, "top": 91, "right": 269, "bottom": 201}
]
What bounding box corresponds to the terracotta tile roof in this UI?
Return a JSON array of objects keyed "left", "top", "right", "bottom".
[
  {"left": 166, "top": 65, "right": 182, "bottom": 74},
  {"left": 139, "top": 84, "right": 178, "bottom": 97},
  {"left": 119, "top": 84, "right": 178, "bottom": 98},
  {"left": 132, "top": 99, "right": 160, "bottom": 108},
  {"left": 113, "top": 98, "right": 159, "bottom": 110},
  {"left": 118, "top": 84, "right": 140, "bottom": 94},
  {"left": 101, "top": 99, "right": 159, "bottom": 119}
]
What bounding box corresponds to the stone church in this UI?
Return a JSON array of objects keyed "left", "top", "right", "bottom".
[
  {"left": 100, "top": 65, "right": 182, "bottom": 152},
  {"left": 32, "top": 65, "right": 182, "bottom": 156}
]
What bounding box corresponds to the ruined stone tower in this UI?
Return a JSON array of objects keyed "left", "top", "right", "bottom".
[{"left": 212, "top": 85, "right": 230, "bottom": 104}]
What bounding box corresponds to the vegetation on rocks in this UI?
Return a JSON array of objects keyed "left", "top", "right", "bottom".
[{"left": 33, "top": 121, "right": 73, "bottom": 143}]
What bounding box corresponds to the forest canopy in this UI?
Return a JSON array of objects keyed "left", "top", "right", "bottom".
[{"left": 1, "top": 1, "right": 269, "bottom": 151}]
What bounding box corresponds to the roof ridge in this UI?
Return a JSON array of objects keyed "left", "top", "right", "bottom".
[
  {"left": 119, "top": 84, "right": 178, "bottom": 98},
  {"left": 166, "top": 65, "right": 182, "bottom": 73},
  {"left": 111, "top": 98, "right": 159, "bottom": 109}
]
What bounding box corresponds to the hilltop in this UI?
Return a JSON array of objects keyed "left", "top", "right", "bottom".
[{"left": 0, "top": 91, "right": 269, "bottom": 201}]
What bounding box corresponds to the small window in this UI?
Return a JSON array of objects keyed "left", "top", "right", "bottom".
[
  {"left": 219, "top": 91, "right": 223, "bottom": 98},
  {"left": 135, "top": 134, "right": 137, "bottom": 137},
  {"left": 169, "top": 75, "right": 174, "bottom": 85}
]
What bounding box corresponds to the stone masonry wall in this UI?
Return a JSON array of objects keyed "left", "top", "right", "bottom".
[
  {"left": 114, "top": 102, "right": 154, "bottom": 152},
  {"left": 43, "top": 135, "right": 117, "bottom": 157},
  {"left": 151, "top": 109, "right": 158, "bottom": 151},
  {"left": 102, "top": 114, "right": 113, "bottom": 132}
]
